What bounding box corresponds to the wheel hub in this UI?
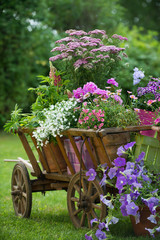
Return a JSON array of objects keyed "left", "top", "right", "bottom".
[{"left": 77, "top": 195, "right": 91, "bottom": 212}]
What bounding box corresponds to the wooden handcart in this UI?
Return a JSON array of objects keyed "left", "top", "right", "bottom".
[{"left": 8, "top": 125, "right": 153, "bottom": 228}]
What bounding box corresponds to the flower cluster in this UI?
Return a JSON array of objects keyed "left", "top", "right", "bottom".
[
  {"left": 32, "top": 98, "right": 78, "bottom": 146},
  {"left": 49, "top": 29, "right": 128, "bottom": 89},
  {"left": 72, "top": 81, "right": 138, "bottom": 130},
  {"left": 128, "top": 67, "right": 160, "bottom": 112},
  {"left": 85, "top": 142, "right": 160, "bottom": 239}
]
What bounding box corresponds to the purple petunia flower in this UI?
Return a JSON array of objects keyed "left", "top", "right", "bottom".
[
  {"left": 116, "top": 176, "right": 127, "bottom": 191},
  {"left": 98, "top": 222, "right": 105, "bottom": 230},
  {"left": 90, "top": 218, "right": 98, "bottom": 226},
  {"left": 100, "top": 195, "right": 114, "bottom": 209},
  {"left": 136, "top": 152, "right": 145, "bottom": 162},
  {"left": 126, "top": 161, "right": 135, "bottom": 170},
  {"left": 145, "top": 228, "right": 155, "bottom": 237},
  {"left": 99, "top": 173, "right": 107, "bottom": 186},
  {"left": 126, "top": 202, "right": 139, "bottom": 216},
  {"left": 156, "top": 227, "right": 160, "bottom": 232},
  {"left": 108, "top": 167, "right": 118, "bottom": 179},
  {"left": 114, "top": 157, "right": 126, "bottom": 167},
  {"left": 124, "top": 141, "right": 136, "bottom": 150},
  {"left": 86, "top": 168, "right": 97, "bottom": 181},
  {"left": 147, "top": 214, "right": 157, "bottom": 224},
  {"left": 120, "top": 203, "right": 128, "bottom": 216},
  {"left": 117, "top": 146, "right": 126, "bottom": 156},
  {"left": 85, "top": 234, "right": 93, "bottom": 240},
  {"left": 95, "top": 229, "right": 106, "bottom": 240}
]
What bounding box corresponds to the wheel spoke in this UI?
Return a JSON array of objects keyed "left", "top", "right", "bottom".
[
  {"left": 87, "top": 182, "right": 92, "bottom": 197},
  {"left": 92, "top": 203, "right": 101, "bottom": 210},
  {"left": 91, "top": 209, "right": 98, "bottom": 219},
  {"left": 90, "top": 192, "right": 99, "bottom": 202},
  {"left": 81, "top": 178, "right": 87, "bottom": 194},
  {"left": 74, "top": 183, "right": 83, "bottom": 197},
  {"left": 14, "top": 173, "right": 18, "bottom": 185},
  {"left": 13, "top": 185, "right": 19, "bottom": 190},
  {"left": 71, "top": 197, "right": 79, "bottom": 202},
  {"left": 80, "top": 211, "right": 86, "bottom": 227},
  {"left": 87, "top": 212, "right": 92, "bottom": 228},
  {"left": 73, "top": 208, "right": 82, "bottom": 216},
  {"left": 13, "top": 195, "right": 19, "bottom": 203},
  {"left": 22, "top": 192, "right": 27, "bottom": 199},
  {"left": 22, "top": 197, "right": 26, "bottom": 213}
]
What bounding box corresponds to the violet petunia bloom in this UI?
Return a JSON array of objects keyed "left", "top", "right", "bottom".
[
  {"left": 120, "top": 203, "right": 128, "bottom": 216},
  {"left": 147, "top": 215, "right": 157, "bottom": 224},
  {"left": 117, "top": 146, "right": 126, "bottom": 156},
  {"left": 145, "top": 228, "right": 155, "bottom": 237},
  {"left": 98, "top": 222, "right": 105, "bottom": 230},
  {"left": 136, "top": 152, "right": 145, "bottom": 163},
  {"left": 126, "top": 202, "right": 139, "bottom": 216},
  {"left": 99, "top": 173, "right": 107, "bottom": 186},
  {"left": 95, "top": 229, "right": 107, "bottom": 240},
  {"left": 116, "top": 176, "right": 127, "bottom": 191},
  {"left": 86, "top": 168, "right": 97, "bottom": 181},
  {"left": 100, "top": 195, "right": 114, "bottom": 209},
  {"left": 124, "top": 141, "right": 136, "bottom": 150},
  {"left": 90, "top": 218, "right": 98, "bottom": 226},
  {"left": 126, "top": 161, "right": 135, "bottom": 170},
  {"left": 114, "top": 157, "right": 126, "bottom": 167},
  {"left": 156, "top": 227, "right": 160, "bottom": 232},
  {"left": 85, "top": 234, "right": 93, "bottom": 240},
  {"left": 108, "top": 167, "right": 118, "bottom": 179}
]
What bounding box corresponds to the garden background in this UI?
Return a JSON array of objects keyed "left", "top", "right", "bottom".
[{"left": 0, "top": 0, "right": 160, "bottom": 239}]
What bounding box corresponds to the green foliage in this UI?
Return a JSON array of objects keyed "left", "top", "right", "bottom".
[
  {"left": 0, "top": 0, "right": 54, "bottom": 128},
  {"left": 118, "top": 0, "right": 160, "bottom": 37},
  {"left": 114, "top": 25, "right": 160, "bottom": 93}
]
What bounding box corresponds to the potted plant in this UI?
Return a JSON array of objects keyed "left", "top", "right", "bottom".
[
  {"left": 128, "top": 67, "right": 160, "bottom": 137},
  {"left": 4, "top": 29, "right": 138, "bottom": 173},
  {"left": 85, "top": 141, "right": 160, "bottom": 239}
]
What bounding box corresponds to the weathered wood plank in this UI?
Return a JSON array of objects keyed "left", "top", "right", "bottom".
[
  {"left": 56, "top": 135, "right": 75, "bottom": 175},
  {"left": 18, "top": 131, "right": 42, "bottom": 178}
]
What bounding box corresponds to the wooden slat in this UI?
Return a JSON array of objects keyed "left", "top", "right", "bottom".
[
  {"left": 30, "top": 134, "right": 50, "bottom": 172},
  {"left": 96, "top": 137, "right": 112, "bottom": 168},
  {"left": 44, "top": 172, "right": 71, "bottom": 181},
  {"left": 82, "top": 136, "right": 98, "bottom": 168},
  {"left": 18, "top": 131, "right": 42, "bottom": 178},
  {"left": 56, "top": 135, "right": 75, "bottom": 175},
  {"left": 63, "top": 128, "right": 97, "bottom": 137},
  {"left": 98, "top": 125, "right": 152, "bottom": 137},
  {"left": 47, "top": 143, "right": 62, "bottom": 174},
  {"left": 67, "top": 133, "right": 86, "bottom": 170}
]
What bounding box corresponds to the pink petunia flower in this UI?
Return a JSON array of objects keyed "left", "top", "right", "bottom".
[{"left": 147, "top": 100, "right": 157, "bottom": 106}]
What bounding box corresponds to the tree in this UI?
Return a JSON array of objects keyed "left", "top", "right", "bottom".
[
  {"left": 118, "top": 0, "right": 160, "bottom": 37},
  {"left": 0, "top": 0, "right": 53, "bottom": 127}
]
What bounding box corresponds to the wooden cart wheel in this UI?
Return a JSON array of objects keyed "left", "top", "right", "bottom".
[
  {"left": 11, "top": 162, "right": 32, "bottom": 218},
  {"left": 67, "top": 171, "right": 106, "bottom": 228}
]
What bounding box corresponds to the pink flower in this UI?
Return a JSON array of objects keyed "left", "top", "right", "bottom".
[
  {"left": 107, "top": 78, "right": 118, "bottom": 87},
  {"left": 78, "top": 119, "right": 83, "bottom": 124},
  {"left": 83, "top": 82, "right": 98, "bottom": 94},
  {"left": 134, "top": 108, "right": 140, "bottom": 113},
  {"left": 155, "top": 118, "right": 160, "bottom": 125},
  {"left": 82, "top": 109, "right": 89, "bottom": 113},
  {"left": 92, "top": 118, "right": 95, "bottom": 121},
  {"left": 98, "top": 123, "right": 104, "bottom": 129},
  {"left": 83, "top": 102, "right": 87, "bottom": 106},
  {"left": 130, "top": 95, "right": 138, "bottom": 100},
  {"left": 84, "top": 116, "right": 89, "bottom": 121},
  {"left": 88, "top": 112, "right": 92, "bottom": 116},
  {"left": 147, "top": 100, "right": 157, "bottom": 106},
  {"left": 101, "top": 118, "right": 104, "bottom": 122}
]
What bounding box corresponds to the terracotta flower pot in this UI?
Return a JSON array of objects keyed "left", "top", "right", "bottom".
[{"left": 130, "top": 206, "right": 160, "bottom": 236}]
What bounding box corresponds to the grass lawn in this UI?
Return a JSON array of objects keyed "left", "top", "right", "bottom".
[{"left": 0, "top": 132, "right": 157, "bottom": 240}]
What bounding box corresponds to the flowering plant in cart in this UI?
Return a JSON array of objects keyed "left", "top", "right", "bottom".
[
  {"left": 49, "top": 29, "right": 128, "bottom": 89},
  {"left": 128, "top": 67, "right": 160, "bottom": 113},
  {"left": 85, "top": 141, "right": 160, "bottom": 239}
]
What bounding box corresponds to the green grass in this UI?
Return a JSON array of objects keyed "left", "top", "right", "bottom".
[{"left": 0, "top": 132, "right": 158, "bottom": 240}]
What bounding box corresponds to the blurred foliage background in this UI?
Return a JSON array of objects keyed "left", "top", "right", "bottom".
[{"left": 0, "top": 0, "right": 160, "bottom": 128}]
